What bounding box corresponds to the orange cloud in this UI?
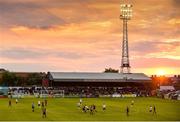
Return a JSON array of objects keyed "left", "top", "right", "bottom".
[{"left": 0, "top": 0, "right": 179, "bottom": 75}]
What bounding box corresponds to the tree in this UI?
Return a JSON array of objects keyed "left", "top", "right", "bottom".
[
  {"left": 27, "top": 73, "right": 43, "bottom": 85},
  {"left": 1, "top": 71, "right": 17, "bottom": 86},
  {"left": 16, "top": 76, "right": 25, "bottom": 86},
  {"left": 104, "top": 68, "right": 119, "bottom": 73}
]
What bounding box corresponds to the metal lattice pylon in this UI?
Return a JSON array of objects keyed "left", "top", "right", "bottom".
[{"left": 120, "top": 4, "right": 132, "bottom": 73}]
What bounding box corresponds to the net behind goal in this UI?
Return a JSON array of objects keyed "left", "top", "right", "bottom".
[
  {"left": 51, "top": 90, "right": 64, "bottom": 98},
  {"left": 35, "top": 89, "right": 65, "bottom": 98}
]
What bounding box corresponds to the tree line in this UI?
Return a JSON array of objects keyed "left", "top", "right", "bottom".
[
  {"left": 0, "top": 71, "right": 43, "bottom": 86},
  {"left": 0, "top": 67, "right": 119, "bottom": 86}
]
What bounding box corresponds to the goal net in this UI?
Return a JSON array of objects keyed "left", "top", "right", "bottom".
[
  {"left": 51, "top": 90, "right": 64, "bottom": 98},
  {"left": 34, "top": 89, "right": 64, "bottom": 98}
]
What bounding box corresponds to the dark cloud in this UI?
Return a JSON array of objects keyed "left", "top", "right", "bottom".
[
  {"left": 131, "top": 41, "right": 160, "bottom": 53},
  {"left": 0, "top": 0, "right": 179, "bottom": 73},
  {"left": 0, "top": 1, "right": 65, "bottom": 28},
  {"left": 0, "top": 48, "right": 95, "bottom": 60},
  {"left": 0, "top": 63, "right": 53, "bottom": 72},
  {"left": 131, "top": 40, "right": 180, "bottom": 54},
  {"left": 0, "top": 0, "right": 119, "bottom": 28},
  {"left": 0, "top": 48, "right": 46, "bottom": 59},
  {"left": 1, "top": 0, "right": 178, "bottom": 30},
  {"left": 55, "top": 52, "right": 83, "bottom": 59},
  {"left": 173, "top": 0, "right": 180, "bottom": 7}
]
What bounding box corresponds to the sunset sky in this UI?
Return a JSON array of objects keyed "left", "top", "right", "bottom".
[{"left": 0, "top": 0, "right": 179, "bottom": 75}]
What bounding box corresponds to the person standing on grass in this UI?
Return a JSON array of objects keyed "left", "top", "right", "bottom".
[
  {"left": 44, "top": 99, "right": 47, "bottom": 106},
  {"left": 149, "top": 105, "right": 152, "bottom": 112},
  {"left": 15, "top": 99, "right": 18, "bottom": 104},
  {"left": 102, "top": 103, "right": 106, "bottom": 111},
  {"left": 8, "top": 100, "right": 12, "bottom": 107},
  {"left": 41, "top": 101, "right": 44, "bottom": 108},
  {"left": 85, "top": 105, "right": 89, "bottom": 111},
  {"left": 82, "top": 105, "right": 86, "bottom": 112},
  {"left": 131, "top": 100, "right": 134, "bottom": 106},
  {"left": 79, "top": 98, "right": 82, "bottom": 104},
  {"left": 38, "top": 100, "right": 41, "bottom": 108},
  {"left": 153, "top": 105, "right": 156, "bottom": 114},
  {"left": 77, "top": 102, "right": 81, "bottom": 109},
  {"left": 92, "top": 104, "right": 97, "bottom": 112},
  {"left": 90, "top": 105, "right": 93, "bottom": 115},
  {"left": 126, "top": 106, "right": 129, "bottom": 116},
  {"left": 42, "top": 107, "right": 47, "bottom": 118},
  {"left": 32, "top": 102, "right": 35, "bottom": 112}
]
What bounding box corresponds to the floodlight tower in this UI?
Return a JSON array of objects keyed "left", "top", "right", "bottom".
[{"left": 120, "top": 4, "right": 132, "bottom": 73}]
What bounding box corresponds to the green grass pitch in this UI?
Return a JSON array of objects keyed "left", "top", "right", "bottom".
[{"left": 0, "top": 97, "right": 179, "bottom": 121}]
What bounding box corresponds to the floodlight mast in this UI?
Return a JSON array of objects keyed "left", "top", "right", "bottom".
[{"left": 120, "top": 4, "right": 132, "bottom": 73}]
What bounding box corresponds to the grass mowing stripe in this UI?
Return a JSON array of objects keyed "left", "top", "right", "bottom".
[{"left": 0, "top": 97, "right": 179, "bottom": 121}]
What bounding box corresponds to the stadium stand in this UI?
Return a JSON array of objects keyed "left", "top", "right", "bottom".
[{"left": 47, "top": 72, "right": 152, "bottom": 97}]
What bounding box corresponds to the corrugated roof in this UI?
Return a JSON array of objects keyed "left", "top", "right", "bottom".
[{"left": 49, "top": 72, "right": 151, "bottom": 82}]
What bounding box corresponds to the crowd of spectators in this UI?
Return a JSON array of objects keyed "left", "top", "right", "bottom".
[{"left": 8, "top": 86, "right": 151, "bottom": 97}]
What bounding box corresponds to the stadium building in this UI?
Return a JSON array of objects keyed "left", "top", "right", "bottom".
[
  {"left": 47, "top": 72, "right": 152, "bottom": 97},
  {"left": 48, "top": 72, "right": 151, "bottom": 87}
]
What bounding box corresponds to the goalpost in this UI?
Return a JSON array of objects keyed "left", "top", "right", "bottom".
[
  {"left": 52, "top": 90, "right": 65, "bottom": 98},
  {"left": 37, "top": 89, "right": 65, "bottom": 98}
]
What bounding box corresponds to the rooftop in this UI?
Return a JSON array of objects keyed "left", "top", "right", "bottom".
[{"left": 48, "top": 72, "right": 151, "bottom": 82}]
